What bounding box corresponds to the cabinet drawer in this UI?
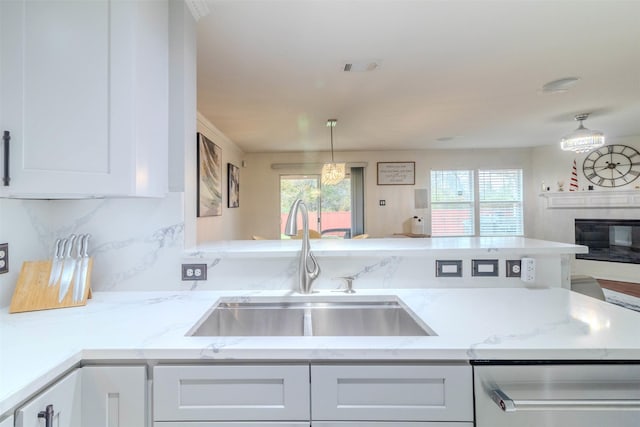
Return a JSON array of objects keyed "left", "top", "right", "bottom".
[
  {"left": 311, "top": 364, "right": 472, "bottom": 422},
  {"left": 0, "top": 416, "right": 14, "bottom": 427},
  {"left": 314, "top": 423, "right": 473, "bottom": 427},
  {"left": 153, "top": 365, "right": 310, "bottom": 421},
  {"left": 15, "top": 369, "right": 82, "bottom": 427},
  {"left": 154, "top": 423, "right": 308, "bottom": 427}
]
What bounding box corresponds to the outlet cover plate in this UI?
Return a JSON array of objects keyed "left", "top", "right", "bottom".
[
  {"left": 506, "top": 260, "right": 521, "bottom": 278},
  {"left": 182, "top": 263, "right": 207, "bottom": 281},
  {"left": 0, "top": 243, "right": 7, "bottom": 274}
]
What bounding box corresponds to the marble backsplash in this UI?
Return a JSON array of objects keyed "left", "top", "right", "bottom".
[
  {"left": 0, "top": 193, "right": 185, "bottom": 307},
  {"left": 1, "top": 192, "right": 565, "bottom": 308}
]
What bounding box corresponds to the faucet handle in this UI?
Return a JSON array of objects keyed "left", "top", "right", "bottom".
[{"left": 333, "top": 276, "right": 356, "bottom": 294}]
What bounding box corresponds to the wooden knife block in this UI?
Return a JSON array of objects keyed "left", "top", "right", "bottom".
[{"left": 9, "top": 259, "right": 93, "bottom": 314}]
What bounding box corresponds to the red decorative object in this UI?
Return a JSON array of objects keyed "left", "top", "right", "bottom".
[{"left": 570, "top": 159, "right": 579, "bottom": 191}]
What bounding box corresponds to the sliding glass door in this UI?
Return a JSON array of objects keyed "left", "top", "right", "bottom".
[{"left": 280, "top": 174, "right": 352, "bottom": 238}]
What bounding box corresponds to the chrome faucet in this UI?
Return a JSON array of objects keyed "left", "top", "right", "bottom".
[{"left": 285, "top": 199, "right": 320, "bottom": 294}]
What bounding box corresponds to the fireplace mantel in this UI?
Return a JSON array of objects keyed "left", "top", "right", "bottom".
[{"left": 540, "top": 190, "right": 640, "bottom": 209}]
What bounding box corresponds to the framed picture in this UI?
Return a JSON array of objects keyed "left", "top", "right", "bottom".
[
  {"left": 227, "top": 163, "right": 240, "bottom": 208},
  {"left": 377, "top": 161, "right": 415, "bottom": 185},
  {"left": 197, "top": 133, "right": 222, "bottom": 217}
]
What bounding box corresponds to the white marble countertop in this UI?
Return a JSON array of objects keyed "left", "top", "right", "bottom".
[
  {"left": 189, "top": 236, "right": 588, "bottom": 258},
  {"left": 1, "top": 287, "right": 639, "bottom": 415}
]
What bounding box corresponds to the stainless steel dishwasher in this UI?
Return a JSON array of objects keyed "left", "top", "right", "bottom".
[{"left": 474, "top": 363, "right": 640, "bottom": 427}]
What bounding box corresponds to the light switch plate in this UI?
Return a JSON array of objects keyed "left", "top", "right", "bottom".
[
  {"left": 472, "top": 259, "right": 499, "bottom": 277},
  {"left": 436, "top": 260, "right": 462, "bottom": 277}
]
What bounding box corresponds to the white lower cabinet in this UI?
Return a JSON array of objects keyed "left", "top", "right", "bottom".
[
  {"left": 154, "top": 424, "right": 308, "bottom": 427},
  {"left": 153, "top": 363, "right": 473, "bottom": 427},
  {"left": 0, "top": 416, "right": 13, "bottom": 427},
  {"left": 15, "top": 369, "right": 82, "bottom": 427},
  {"left": 311, "top": 364, "right": 473, "bottom": 426},
  {"left": 14, "top": 366, "right": 146, "bottom": 427},
  {"left": 153, "top": 365, "right": 310, "bottom": 423}
]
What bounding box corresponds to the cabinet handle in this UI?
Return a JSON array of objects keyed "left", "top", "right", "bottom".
[
  {"left": 491, "top": 388, "right": 640, "bottom": 412},
  {"left": 2, "top": 130, "right": 9, "bottom": 186},
  {"left": 37, "top": 404, "right": 54, "bottom": 427}
]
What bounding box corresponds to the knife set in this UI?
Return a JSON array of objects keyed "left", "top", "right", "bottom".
[{"left": 9, "top": 234, "right": 93, "bottom": 313}]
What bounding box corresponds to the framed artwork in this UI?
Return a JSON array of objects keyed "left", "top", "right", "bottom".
[
  {"left": 377, "top": 161, "right": 415, "bottom": 185},
  {"left": 197, "top": 133, "right": 222, "bottom": 217},
  {"left": 227, "top": 163, "right": 240, "bottom": 208}
]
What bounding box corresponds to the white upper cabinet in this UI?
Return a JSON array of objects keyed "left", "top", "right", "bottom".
[{"left": 0, "top": 0, "right": 168, "bottom": 198}]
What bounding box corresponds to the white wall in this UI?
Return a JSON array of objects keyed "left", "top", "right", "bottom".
[
  {"left": 530, "top": 136, "right": 640, "bottom": 282},
  {"left": 195, "top": 113, "right": 246, "bottom": 243},
  {"left": 241, "top": 148, "right": 535, "bottom": 239}
]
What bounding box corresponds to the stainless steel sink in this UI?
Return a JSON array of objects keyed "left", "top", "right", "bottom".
[{"left": 187, "top": 297, "right": 435, "bottom": 337}]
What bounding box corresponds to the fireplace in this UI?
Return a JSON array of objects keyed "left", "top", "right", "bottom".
[{"left": 575, "top": 219, "right": 640, "bottom": 264}]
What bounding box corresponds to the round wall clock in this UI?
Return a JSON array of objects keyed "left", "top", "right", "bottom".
[{"left": 582, "top": 144, "right": 640, "bottom": 188}]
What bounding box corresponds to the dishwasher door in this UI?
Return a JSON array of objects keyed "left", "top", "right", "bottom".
[{"left": 474, "top": 364, "right": 640, "bottom": 427}]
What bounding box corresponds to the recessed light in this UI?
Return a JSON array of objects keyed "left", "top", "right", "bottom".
[{"left": 541, "top": 77, "right": 580, "bottom": 94}]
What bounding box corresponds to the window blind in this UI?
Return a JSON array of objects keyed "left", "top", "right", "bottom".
[
  {"left": 430, "top": 169, "right": 524, "bottom": 237},
  {"left": 478, "top": 169, "right": 523, "bottom": 236},
  {"left": 430, "top": 170, "right": 474, "bottom": 236}
]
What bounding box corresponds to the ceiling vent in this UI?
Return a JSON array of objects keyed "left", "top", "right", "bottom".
[{"left": 342, "top": 60, "right": 382, "bottom": 72}]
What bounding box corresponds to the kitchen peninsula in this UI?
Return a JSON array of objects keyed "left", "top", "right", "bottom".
[{"left": 1, "top": 287, "right": 640, "bottom": 424}]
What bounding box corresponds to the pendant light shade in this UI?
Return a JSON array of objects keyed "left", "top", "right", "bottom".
[
  {"left": 560, "top": 113, "right": 605, "bottom": 153},
  {"left": 321, "top": 119, "right": 345, "bottom": 185}
]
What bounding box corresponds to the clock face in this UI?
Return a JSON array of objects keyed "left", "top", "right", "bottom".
[{"left": 582, "top": 144, "right": 640, "bottom": 188}]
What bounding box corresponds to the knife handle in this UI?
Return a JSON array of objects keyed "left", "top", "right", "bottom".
[
  {"left": 76, "top": 234, "right": 84, "bottom": 258},
  {"left": 37, "top": 404, "right": 54, "bottom": 427},
  {"left": 82, "top": 234, "right": 91, "bottom": 257},
  {"left": 65, "top": 234, "right": 77, "bottom": 258}
]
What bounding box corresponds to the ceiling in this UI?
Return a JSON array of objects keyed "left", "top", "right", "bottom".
[{"left": 196, "top": 0, "right": 640, "bottom": 153}]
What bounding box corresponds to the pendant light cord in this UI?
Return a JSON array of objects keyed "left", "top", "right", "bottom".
[{"left": 330, "top": 125, "right": 335, "bottom": 163}]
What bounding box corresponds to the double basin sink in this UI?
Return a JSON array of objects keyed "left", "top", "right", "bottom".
[{"left": 187, "top": 296, "right": 435, "bottom": 337}]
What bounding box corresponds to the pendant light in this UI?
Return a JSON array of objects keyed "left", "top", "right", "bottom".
[
  {"left": 321, "top": 119, "right": 345, "bottom": 185},
  {"left": 560, "top": 113, "right": 605, "bottom": 153}
]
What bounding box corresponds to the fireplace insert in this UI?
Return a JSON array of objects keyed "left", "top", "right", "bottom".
[{"left": 575, "top": 219, "right": 640, "bottom": 264}]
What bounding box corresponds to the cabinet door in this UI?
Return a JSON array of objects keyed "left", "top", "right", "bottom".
[
  {"left": 311, "top": 364, "right": 473, "bottom": 422},
  {"left": 81, "top": 366, "right": 147, "bottom": 427},
  {"left": 15, "top": 369, "right": 82, "bottom": 427},
  {"left": 0, "top": 0, "right": 167, "bottom": 197},
  {"left": 154, "top": 365, "right": 310, "bottom": 422},
  {"left": 0, "top": 415, "right": 14, "bottom": 427}
]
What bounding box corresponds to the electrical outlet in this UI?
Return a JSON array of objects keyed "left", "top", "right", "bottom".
[
  {"left": 506, "top": 260, "right": 521, "bottom": 277},
  {"left": 0, "top": 243, "right": 7, "bottom": 274},
  {"left": 182, "top": 263, "right": 207, "bottom": 281},
  {"left": 379, "top": 200, "right": 386, "bottom": 206},
  {"left": 520, "top": 257, "right": 536, "bottom": 283}
]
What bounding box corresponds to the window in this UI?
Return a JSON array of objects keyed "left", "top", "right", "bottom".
[
  {"left": 431, "top": 170, "right": 474, "bottom": 236},
  {"left": 478, "top": 169, "right": 523, "bottom": 236},
  {"left": 430, "top": 169, "right": 523, "bottom": 237}
]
